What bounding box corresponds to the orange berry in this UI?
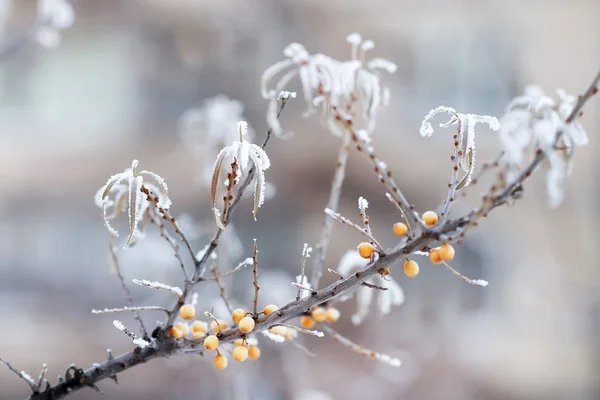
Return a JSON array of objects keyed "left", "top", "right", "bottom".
[
  {"left": 191, "top": 321, "right": 207, "bottom": 334},
  {"left": 263, "top": 304, "right": 279, "bottom": 315},
  {"left": 174, "top": 322, "right": 189, "bottom": 337},
  {"left": 232, "top": 309, "right": 246, "bottom": 324},
  {"left": 211, "top": 320, "right": 227, "bottom": 333},
  {"left": 422, "top": 211, "right": 439, "bottom": 227},
  {"left": 325, "top": 307, "right": 341, "bottom": 323},
  {"left": 393, "top": 222, "right": 408, "bottom": 236},
  {"left": 248, "top": 345, "right": 261, "bottom": 360},
  {"left": 179, "top": 304, "right": 195, "bottom": 320},
  {"left": 214, "top": 354, "right": 228, "bottom": 370},
  {"left": 234, "top": 338, "right": 245, "bottom": 347},
  {"left": 300, "top": 315, "right": 315, "bottom": 329},
  {"left": 169, "top": 327, "right": 184, "bottom": 338},
  {"left": 269, "top": 326, "right": 287, "bottom": 336},
  {"left": 238, "top": 316, "right": 255, "bottom": 334},
  {"left": 204, "top": 335, "right": 219, "bottom": 351},
  {"left": 429, "top": 249, "right": 442, "bottom": 264},
  {"left": 438, "top": 243, "right": 455, "bottom": 261},
  {"left": 232, "top": 346, "right": 249, "bottom": 362},
  {"left": 403, "top": 260, "right": 419, "bottom": 277},
  {"left": 311, "top": 307, "right": 327, "bottom": 323},
  {"left": 357, "top": 242, "right": 375, "bottom": 259},
  {"left": 191, "top": 331, "right": 206, "bottom": 339}
]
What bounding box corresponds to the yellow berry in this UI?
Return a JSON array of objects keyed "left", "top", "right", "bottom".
[
  {"left": 393, "top": 222, "right": 408, "bottom": 236},
  {"left": 403, "top": 260, "right": 419, "bottom": 277},
  {"left": 169, "top": 327, "right": 184, "bottom": 338},
  {"left": 300, "top": 315, "right": 315, "bottom": 329},
  {"left": 179, "top": 304, "right": 195, "bottom": 320},
  {"left": 438, "top": 243, "right": 455, "bottom": 261},
  {"left": 238, "top": 316, "right": 255, "bottom": 333},
  {"left": 248, "top": 345, "right": 261, "bottom": 360},
  {"left": 269, "top": 326, "right": 287, "bottom": 336},
  {"left": 204, "top": 335, "right": 219, "bottom": 351},
  {"left": 214, "top": 354, "right": 228, "bottom": 370},
  {"left": 232, "top": 346, "right": 248, "bottom": 362},
  {"left": 174, "top": 322, "right": 189, "bottom": 337},
  {"left": 191, "top": 321, "right": 208, "bottom": 334},
  {"left": 191, "top": 331, "right": 206, "bottom": 339},
  {"left": 422, "top": 211, "right": 439, "bottom": 227},
  {"left": 211, "top": 320, "right": 227, "bottom": 333},
  {"left": 234, "top": 338, "right": 245, "bottom": 347},
  {"left": 357, "top": 242, "right": 375, "bottom": 259},
  {"left": 232, "top": 309, "right": 246, "bottom": 324},
  {"left": 311, "top": 307, "right": 327, "bottom": 323},
  {"left": 325, "top": 307, "right": 341, "bottom": 323},
  {"left": 263, "top": 304, "right": 279, "bottom": 315},
  {"left": 430, "top": 249, "right": 442, "bottom": 264}
]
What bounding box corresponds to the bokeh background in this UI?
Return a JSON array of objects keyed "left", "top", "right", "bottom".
[{"left": 1, "top": 0, "right": 600, "bottom": 399}]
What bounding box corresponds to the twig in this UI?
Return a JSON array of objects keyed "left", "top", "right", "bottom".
[
  {"left": 440, "top": 261, "right": 488, "bottom": 287},
  {"left": 296, "top": 244, "right": 312, "bottom": 301},
  {"left": 252, "top": 239, "right": 260, "bottom": 317},
  {"left": 385, "top": 193, "right": 414, "bottom": 238},
  {"left": 311, "top": 130, "right": 352, "bottom": 289},
  {"left": 203, "top": 311, "right": 222, "bottom": 333},
  {"left": 202, "top": 257, "right": 253, "bottom": 280},
  {"left": 291, "top": 282, "right": 318, "bottom": 296},
  {"left": 278, "top": 324, "right": 324, "bottom": 337},
  {"left": 210, "top": 262, "right": 233, "bottom": 315},
  {"left": 361, "top": 282, "right": 388, "bottom": 291},
  {"left": 438, "top": 123, "right": 463, "bottom": 225},
  {"left": 109, "top": 242, "right": 148, "bottom": 338},
  {"left": 132, "top": 279, "right": 183, "bottom": 298},
  {"left": 322, "top": 325, "right": 401, "bottom": 367},
  {"left": 324, "top": 208, "right": 383, "bottom": 251},
  {"left": 92, "top": 306, "right": 169, "bottom": 314},
  {"left": 1, "top": 357, "right": 39, "bottom": 393},
  {"left": 327, "top": 268, "right": 344, "bottom": 280},
  {"left": 146, "top": 208, "right": 189, "bottom": 281}
]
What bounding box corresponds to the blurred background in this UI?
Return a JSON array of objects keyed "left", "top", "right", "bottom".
[{"left": 1, "top": 0, "right": 599, "bottom": 399}]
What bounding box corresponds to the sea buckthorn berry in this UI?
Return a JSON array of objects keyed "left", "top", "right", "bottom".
[
  {"left": 233, "top": 346, "right": 249, "bottom": 362},
  {"left": 174, "top": 322, "right": 189, "bottom": 337},
  {"left": 439, "top": 243, "right": 455, "bottom": 261},
  {"left": 393, "top": 222, "right": 408, "bottom": 236},
  {"left": 358, "top": 242, "right": 375, "bottom": 259},
  {"left": 169, "top": 327, "right": 184, "bottom": 338},
  {"left": 238, "top": 316, "right": 255, "bottom": 333},
  {"left": 403, "top": 260, "right": 419, "bottom": 277},
  {"left": 300, "top": 315, "right": 315, "bottom": 329},
  {"left": 179, "top": 304, "right": 195, "bottom": 320},
  {"left": 311, "top": 307, "right": 327, "bottom": 323},
  {"left": 204, "top": 335, "right": 219, "bottom": 351},
  {"left": 429, "top": 249, "right": 442, "bottom": 264},
  {"left": 211, "top": 320, "right": 227, "bottom": 333},
  {"left": 214, "top": 354, "right": 228, "bottom": 370},
  {"left": 263, "top": 304, "right": 279, "bottom": 315},
  {"left": 422, "top": 211, "right": 439, "bottom": 227},
  {"left": 234, "top": 338, "right": 245, "bottom": 347},
  {"left": 232, "top": 308, "right": 247, "bottom": 324},
  {"left": 325, "top": 307, "right": 341, "bottom": 323},
  {"left": 248, "top": 345, "right": 261, "bottom": 360},
  {"left": 269, "top": 326, "right": 287, "bottom": 336},
  {"left": 191, "top": 331, "right": 205, "bottom": 339},
  {"left": 191, "top": 321, "right": 207, "bottom": 334},
  {"left": 380, "top": 267, "right": 390, "bottom": 276}
]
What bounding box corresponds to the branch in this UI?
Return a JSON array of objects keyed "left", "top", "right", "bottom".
[{"left": 311, "top": 131, "right": 352, "bottom": 289}]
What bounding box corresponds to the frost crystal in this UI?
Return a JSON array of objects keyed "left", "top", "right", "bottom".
[
  {"left": 420, "top": 106, "right": 499, "bottom": 187},
  {"left": 211, "top": 121, "right": 271, "bottom": 228},
  {"left": 499, "top": 86, "right": 588, "bottom": 207},
  {"left": 357, "top": 196, "right": 369, "bottom": 211},
  {"left": 95, "top": 160, "right": 171, "bottom": 248},
  {"left": 132, "top": 279, "right": 183, "bottom": 297},
  {"left": 261, "top": 32, "right": 396, "bottom": 136}
]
